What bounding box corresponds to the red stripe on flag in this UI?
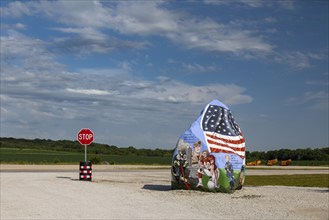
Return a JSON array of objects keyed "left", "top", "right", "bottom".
[
  {"left": 207, "top": 139, "right": 245, "bottom": 152},
  {"left": 209, "top": 147, "right": 245, "bottom": 159},
  {"left": 205, "top": 133, "right": 245, "bottom": 145}
]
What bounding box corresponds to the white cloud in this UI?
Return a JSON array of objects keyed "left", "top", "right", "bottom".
[
  {"left": 119, "top": 61, "right": 133, "bottom": 71},
  {"left": 0, "top": 1, "right": 33, "bottom": 17},
  {"left": 181, "top": 63, "right": 218, "bottom": 73},
  {"left": 120, "top": 78, "right": 252, "bottom": 105},
  {"left": 306, "top": 80, "right": 329, "bottom": 86},
  {"left": 0, "top": 27, "right": 253, "bottom": 146},
  {"left": 1, "top": 62, "right": 253, "bottom": 146},
  {"left": 287, "top": 90, "right": 328, "bottom": 110},
  {"left": 264, "top": 17, "right": 277, "bottom": 23},
  {"left": 234, "top": 0, "right": 264, "bottom": 8},
  {"left": 113, "top": 1, "right": 179, "bottom": 35},
  {"left": 66, "top": 88, "right": 113, "bottom": 96},
  {"left": 50, "top": 27, "right": 107, "bottom": 40},
  {"left": 1, "top": 1, "right": 273, "bottom": 55},
  {"left": 14, "top": 23, "right": 26, "bottom": 29},
  {"left": 1, "top": 30, "right": 65, "bottom": 72},
  {"left": 273, "top": 50, "right": 328, "bottom": 70},
  {"left": 273, "top": 51, "right": 312, "bottom": 70},
  {"left": 51, "top": 36, "right": 146, "bottom": 55},
  {"left": 307, "top": 52, "right": 328, "bottom": 60},
  {"left": 204, "top": 0, "right": 295, "bottom": 9},
  {"left": 0, "top": 25, "right": 252, "bottom": 140},
  {"left": 1, "top": 22, "right": 27, "bottom": 30},
  {"left": 167, "top": 18, "right": 273, "bottom": 54}
]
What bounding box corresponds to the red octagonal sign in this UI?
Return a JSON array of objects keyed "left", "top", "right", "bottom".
[{"left": 77, "top": 128, "right": 94, "bottom": 145}]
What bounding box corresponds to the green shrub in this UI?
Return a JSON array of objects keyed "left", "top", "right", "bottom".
[
  {"left": 90, "top": 155, "right": 101, "bottom": 164},
  {"left": 53, "top": 157, "right": 61, "bottom": 164}
]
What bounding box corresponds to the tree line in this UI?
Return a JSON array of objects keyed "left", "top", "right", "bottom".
[
  {"left": 1, "top": 137, "right": 328, "bottom": 161},
  {"left": 246, "top": 147, "right": 329, "bottom": 161},
  {"left": 0, "top": 137, "right": 173, "bottom": 157}
]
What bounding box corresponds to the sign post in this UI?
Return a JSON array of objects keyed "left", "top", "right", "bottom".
[
  {"left": 77, "top": 128, "right": 94, "bottom": 181},
  {"left": 84, "top": 144, "right": 87, "bottom": 162}
]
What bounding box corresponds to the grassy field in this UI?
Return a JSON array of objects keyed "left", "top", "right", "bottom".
[
  {"left": 1, "top": 147, "right": 328, "bottom": 167},
  {"left": 0, "top": 148, "right": 171, "bottom": 165},
  {"left": 245, "top": 174, "right": 329, "bottom": 188}
]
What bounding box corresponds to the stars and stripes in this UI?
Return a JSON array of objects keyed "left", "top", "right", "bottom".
[{"left": 201, "top": 104, "right": 245, "bottom": 159}]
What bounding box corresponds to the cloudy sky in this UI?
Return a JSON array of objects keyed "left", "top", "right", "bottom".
[{"left": 1, "top": 0, "right": 328, "bottom": 151}]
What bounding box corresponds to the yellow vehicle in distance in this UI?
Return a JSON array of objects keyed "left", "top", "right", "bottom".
[
  {"left": 247, "top": 160, "right": 261, "bottom": 166},
  {"left": 280, "top": 159, "right": 292, "bottom": 166},
  {"left": 267, "top": 159, "right": 278, "bottom": 166}
]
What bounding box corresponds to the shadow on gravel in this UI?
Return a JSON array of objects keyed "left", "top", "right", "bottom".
[
  {"left": 308, "top": 188, "right": 329, "bottom": 193},
  {"left": 142, "top": 184, "right": 172, "bottom": 191},
  {"left": 56, "top": 176, "right": 79, "bottom": 181}
]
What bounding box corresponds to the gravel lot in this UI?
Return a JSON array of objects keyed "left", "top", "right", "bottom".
[{"left": 1, "top": 165, "right": 328, "bottom": 219}]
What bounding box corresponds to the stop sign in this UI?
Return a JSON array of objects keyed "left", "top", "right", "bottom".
[{"left": 77, "top": 128, "right": 94, "bottom": 145}]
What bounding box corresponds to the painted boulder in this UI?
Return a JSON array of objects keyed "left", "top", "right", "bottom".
[{"left": 171, "top": 99, "right": 246, "bottom": 193}]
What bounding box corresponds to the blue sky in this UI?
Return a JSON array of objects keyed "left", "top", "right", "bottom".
[{"left": 1, "top": 0, "right": 328, "bottom": 151}]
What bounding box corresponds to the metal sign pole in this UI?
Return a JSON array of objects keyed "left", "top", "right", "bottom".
[{"left": 85, "top": 144, "right": 87, "bottom": 162}]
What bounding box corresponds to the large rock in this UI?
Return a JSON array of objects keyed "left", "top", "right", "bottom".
[{"left": 171, "top": 99, "right": 246, "bottom": 193}]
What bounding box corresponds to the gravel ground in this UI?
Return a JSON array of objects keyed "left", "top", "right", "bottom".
[{"left": 1, "top": 166, "right": 328, "bottom": 219}]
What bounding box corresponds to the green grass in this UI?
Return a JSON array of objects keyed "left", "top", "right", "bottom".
[
  {"left": 1, "top": 147, "right": 328, "bottom": 168},
  {"left": 288, "top": 160, "right": 329, "bottom": 166},
  {"left": 245, "top": 174, "right": 329, "bottom": 188},
  {"left": 0, "top": 148, "right": 171, "bottom": 165}
]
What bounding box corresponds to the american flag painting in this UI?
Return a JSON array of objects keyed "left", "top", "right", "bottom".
[{"left": 201, "top": 104, "right": 245, "bottom": 159}]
